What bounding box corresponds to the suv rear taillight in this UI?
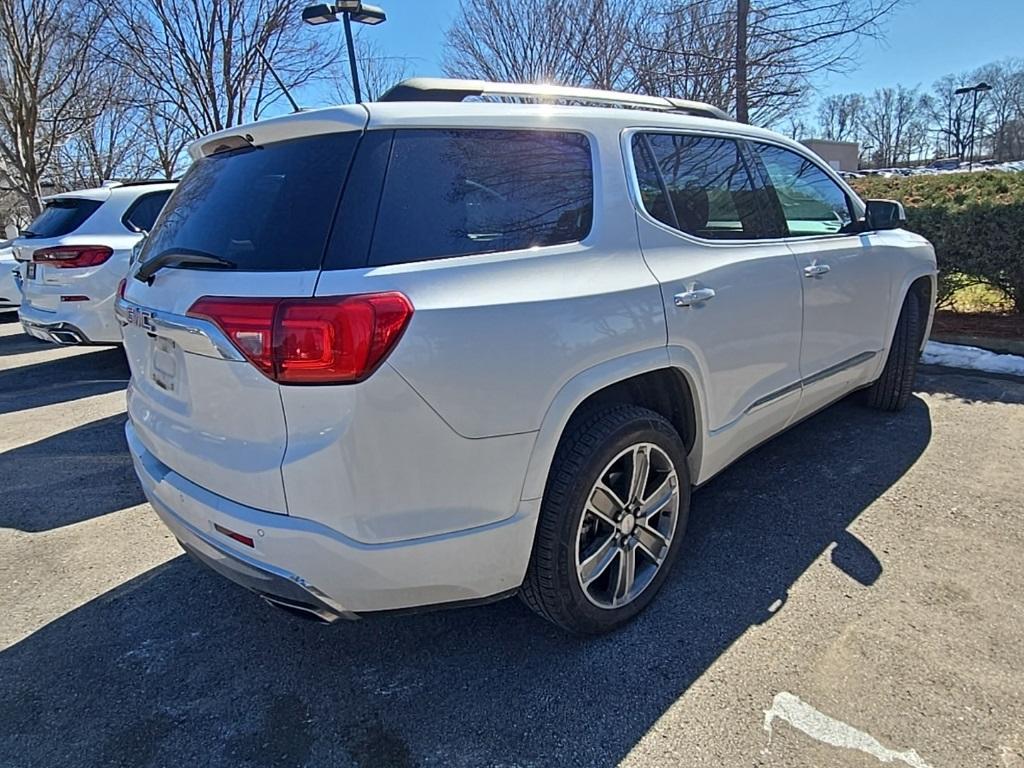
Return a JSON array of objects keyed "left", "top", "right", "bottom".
[
  {"left": 32, "top": 245, "right": 113, "bottom": 268},
  {"left": 187, "top": 293, "right": 413, "bottom": 384}
]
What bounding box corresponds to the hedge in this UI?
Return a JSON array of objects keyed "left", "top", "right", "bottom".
[{"left": 850, "top": 173, "right": 1024, "bottom": 312}]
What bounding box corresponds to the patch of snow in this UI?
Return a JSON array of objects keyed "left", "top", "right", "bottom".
[{"left": 922, "top": 341, "right": 1024, "bottom": 377}]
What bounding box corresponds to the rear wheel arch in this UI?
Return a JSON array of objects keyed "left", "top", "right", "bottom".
[{"left": 520, "top": 358, "right": 705, "bottom": 504}]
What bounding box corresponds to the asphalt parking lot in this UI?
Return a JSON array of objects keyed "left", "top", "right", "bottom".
[{"left": 2, "top": 308, "right": 1023, "bottom": 768}]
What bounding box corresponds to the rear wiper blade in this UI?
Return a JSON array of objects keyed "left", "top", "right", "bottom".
[{"left": 135, "top": 248, "right": 236, "bottom": 283}]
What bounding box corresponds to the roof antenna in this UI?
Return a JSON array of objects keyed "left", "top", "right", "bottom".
[{"left": 255, "top": 46, "right": 302, "bottom": 114}]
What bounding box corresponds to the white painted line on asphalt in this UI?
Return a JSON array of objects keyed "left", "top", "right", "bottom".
[{"left": 763, "top": 691, "right": 933, "bottom": 768}]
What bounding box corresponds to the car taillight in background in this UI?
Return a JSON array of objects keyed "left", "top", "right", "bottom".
[
  {"left": 32, "top": 246, "right": 113, "bottom": 269},
  {"left": 187, "top": 293, "right": 414, "bottom": 384}
]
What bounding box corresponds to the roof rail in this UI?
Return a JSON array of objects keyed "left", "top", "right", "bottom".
[
  {"left": 102, "top": 179, "right": 179, "bottom": 188},
  {"left": 378, "top": 78, "right": 732, "bottom": 121}
]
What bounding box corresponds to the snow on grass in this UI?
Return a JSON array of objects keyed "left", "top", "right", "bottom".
[{"left": 922, "top": 341, "right": 1024, "bottom": 376}]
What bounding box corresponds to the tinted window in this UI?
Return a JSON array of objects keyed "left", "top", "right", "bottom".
[
  {"left": 22, "top": 198, "right": 102, "bottom": 239},
  {"left": 141, "top": 133, "right": 358, "bottom": 272},
  {"left": 632, "top": 133, "right": 773, "bottom": 240},
  {"left": 123, "top": 190, "right": 173, "bottom": 233},
  {"left": 752, "top": 143, "right": 854, "bottom": 236},
  {"left": 368, "top": 129, "right": 592, "bottom": 266}
]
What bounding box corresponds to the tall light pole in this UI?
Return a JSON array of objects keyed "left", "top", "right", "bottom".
[
  {"left": 302, "top": 2, "right": 387, "bottom": 105},
  {"left": 954, "top": 82, "right": 993, "bottom": 171}
]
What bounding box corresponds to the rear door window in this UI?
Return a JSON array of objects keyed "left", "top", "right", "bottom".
[
  {"left": 141, "top": 133, "right": 359, "bottom": 272},
  {"left": 123, "top": 190, "right": 173, "bottom": 233},
  {"left": 22, "top": 198, "right": 103, "bottom": 239},
  {"left": 631, "top": 133, "right": 777, "bottom": 240},
  {"left": 364, "top": 129, "right": 593, "bottom": 266}
]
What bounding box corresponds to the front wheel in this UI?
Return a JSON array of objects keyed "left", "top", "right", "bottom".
[
  {"left": 520, "top": 405, "right": 691, "bottom": 634},
  {"left": 863, "top": 290, "right": 923, "bottom": 411}
]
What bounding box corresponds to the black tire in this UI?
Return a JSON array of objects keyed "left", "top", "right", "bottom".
[
  {"left": 863, "top": 289, "right": 922, "bottom": 411},
  {"left": 520, "top": 405, "right": 691, "bottom": 635}
]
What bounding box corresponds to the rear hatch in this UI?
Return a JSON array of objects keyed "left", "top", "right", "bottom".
[
  {"left": 17, "top": 195, "right": 106, "bottom": 312},
  {"left": 121, "top": 110, "right": 366, "bottom": 513}
]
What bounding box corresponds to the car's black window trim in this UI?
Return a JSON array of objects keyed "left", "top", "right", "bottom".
[
  {"left": 121, "top": 189, "right": 174, "bottom": 233},
  {"left": 637, "top": 134, "right": 681, "bottom": 231}
]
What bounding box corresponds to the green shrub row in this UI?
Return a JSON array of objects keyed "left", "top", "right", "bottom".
[{"left": 850, "top": 173, "right": 1024, "bottom": 312}]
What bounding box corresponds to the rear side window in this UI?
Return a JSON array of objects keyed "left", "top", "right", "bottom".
[
  {"left": 123, "top": 190, "right": 173, "bottom": 233},
  {"left": 366, "top": 129, "right": 593, "bottom": 266},
  {"left": 632, "top": 133, "right": 774, "bottom": 240},
  {"left": 22, "top": 198, "right": 102, "bottom": 239},
  {"left": 751, "top": 143, "right": 855, "bottom": 236},
  {"left": 142, "top": 133, "right": 359, "bottom": 271}
]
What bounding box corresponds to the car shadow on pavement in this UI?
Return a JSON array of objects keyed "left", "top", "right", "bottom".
[
  {"left": 0, "top": 414, "right": 144, "bottom": 532},
  {"left": 0, "top": 396, "right": 932, "bottom": 768},
  {"left": 0, "top": 328, "right": 52, "bottom": 356},
  {"left": 0, "top": 347, "right": 129, "bottom": 417},
  {"left": 916, "top": 365, "right": 1024, "bottom": 404}
]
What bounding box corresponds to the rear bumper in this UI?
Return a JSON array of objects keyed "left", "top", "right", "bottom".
[
  {"left": 0, "top": 263, "right": 18, "bottom": 307},
  {"left": 127, "top": 422, "right": 539, "bottom": 616},
  {"left": 18, "top": 300, "right": 120, "bottom": 345}
]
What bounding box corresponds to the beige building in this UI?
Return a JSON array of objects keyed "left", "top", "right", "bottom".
[{"left": 800, "top": 139, "right": 860, "bottom": 171}]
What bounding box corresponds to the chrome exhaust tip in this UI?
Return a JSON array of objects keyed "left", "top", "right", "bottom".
[
  {"left": 48, "top": 329, "right": 84, "bottom": 344},
  {"left": 260, "top": 594, "right": 342, "bottom": 624}
]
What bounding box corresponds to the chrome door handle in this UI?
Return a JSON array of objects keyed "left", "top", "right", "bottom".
[
  {"left": 674, "top": 287, "right": 716, "bottom": 307},
  {"left": 803, "top": 263, "right": 831, "bottom": 278}
]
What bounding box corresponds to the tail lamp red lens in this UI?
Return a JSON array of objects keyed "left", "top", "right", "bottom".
[
  {"left": 32, "top": 245, "right": 113, "bottom": 269},
  {"left": 187, "top": 293, "right": 413, "bottom": 384}
]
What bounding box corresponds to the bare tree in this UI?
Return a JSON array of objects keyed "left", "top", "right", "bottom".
[
  {"left": 626, "top": 0, "right": 903, "bottom": 124},
  {"left": 816, "top": 93, "right": 864, "bottom": 142},
  {"left": 930, "top": 74, "right": 975, "bottom": 159},
  {"left": 137, "top": 106, "right": 192, "bottom": 180},
  {"left": 106, "top": 0, "right": 338, "bottom": 138},
  {"left": 860, "top": 85, "right": 930, "bottom": 166},
  {"left": 331, "top": 36, "right": 411, "bottom": 103},
  {"left": 443, "top": 0, "right": 594, "bottom": 85},
  {"left": 0, "top": 0, "right": 111, "bottom": 215},
  {"left": 633, "top": 0, "right": 773, "bottom": 114},
  {"left": 975, "top": 60, "right": 1024, "bottom": 161},
  {"left": 733, "top": 0, "right": 901, "bottom": 123}
]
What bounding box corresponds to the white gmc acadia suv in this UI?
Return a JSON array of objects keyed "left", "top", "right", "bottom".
[
  {"left": 16, "top": 181, "right": 175, "bottom": 344},
  {"left": 118, "top": 79, "right": 936, "bottom": 634}
]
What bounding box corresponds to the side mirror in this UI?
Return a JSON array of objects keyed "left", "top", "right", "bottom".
[{"left": 864, "top": 199, "right": 907, "bottom": 231}]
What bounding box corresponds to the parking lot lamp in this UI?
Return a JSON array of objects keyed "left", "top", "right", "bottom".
[
  {"left": 954, "top": 82, "right": 993, "bottom": 171},
  {"left": 301, "top": 2, "right": 387, "bottom": 105}
]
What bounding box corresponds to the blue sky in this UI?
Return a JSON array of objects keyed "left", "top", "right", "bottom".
[{"left": 300, "top": 0, "right": 1024, "bottom": 107}]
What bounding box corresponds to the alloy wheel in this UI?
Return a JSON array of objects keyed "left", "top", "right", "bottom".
[{"left": 574, "top": 442, "right": 680, "bottom": 609}]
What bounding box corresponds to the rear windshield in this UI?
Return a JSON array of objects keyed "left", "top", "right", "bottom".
[
  {"left": 141, "top": 133, "right": 359, "bottom": 272},
  {"left": 23, "top": 198, "right": 103, "bottom": 239}
]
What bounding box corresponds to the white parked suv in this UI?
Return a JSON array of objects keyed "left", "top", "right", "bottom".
[
  {"left": 0, "top": 240, "right": 18, "bottom": 309},
  {"left": 119, "top": 79, "right": 936, "bottom": 634},
  {"left": 16, "top": 181, "right": 175, "bottom": 344}
]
